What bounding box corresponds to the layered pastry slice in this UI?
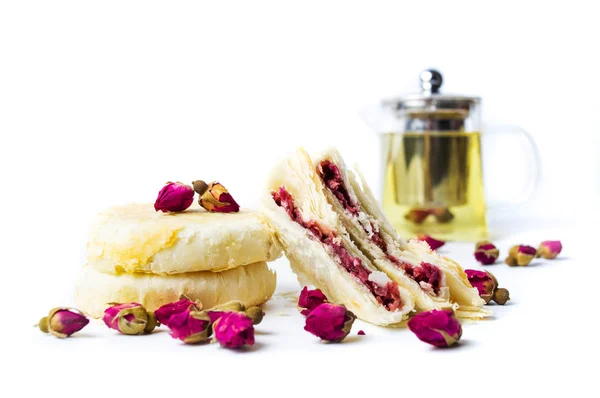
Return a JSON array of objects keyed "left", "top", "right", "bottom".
[
  {"left": 315, "top": 148, "right": 487, "bottom": 318},
  {"left": 262, "top": 149, "right": 415, "bottom": 326}
]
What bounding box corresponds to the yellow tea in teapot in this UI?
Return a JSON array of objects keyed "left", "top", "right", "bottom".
[{"left": 382, "top": 131, "right": 487, "bottom": 241}]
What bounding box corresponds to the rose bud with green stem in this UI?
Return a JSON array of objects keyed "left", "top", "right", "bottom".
[
  {"left": 304, "top": 303, "right": 356, "bottom": 343},
  {"left": 167, "top": 308, "right": 212, "bottom": 344},
  {"left": 37, "top": 308, "right": 89, "bottom": 338},
  {"left": 154, "top": 296, "right": 201, "bottom": 327},
  {"left": 474, "top": 241, "right": 500, "bottom": 265},
  {"left": 537, "top": 240, "right": 562, "bottom": 259},
  {"left": 407, "top": 309, "right": 462, "bottom": 348},
  {"left": 465, "top": 269, "right": 496, "bottom": 304},
  {"left": 212, "top": 311, "right": 255, "bottom": 349},
  {"left": 198, "top": 181, "right": 240, "bottom": 213},
  {"left": 103, "top": 303, "right": 157, "bottom": 335},
  {"left": 508, "top": 245, "right": 537, "bottom": 266}
]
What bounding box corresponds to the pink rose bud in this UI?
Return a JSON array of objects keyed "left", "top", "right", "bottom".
[
  {"left": 167, "top": 309, "right": 212, "bottom": 344},
  {"left": 465, "top": 269, "right": 496, "bottom": 304},
  {"left": 37, "top": 308, "right": 89, "bottom": 338},
  {"left": 407, "top": 309, "right": 462, "bottom": 348},
  {"left": 304, "top": 303, "right": 356, "bottom": 343},
  {"left": 417, "top": 234, "right": 445, "bottom": 251},
  {"left": 537, "top": 240, "right": 562, "bottom": 259},
  {"left": 508, "top": 245, "right": 537, "bottom": 266},
  {"left": 474, "top": 241, "right": 500, "bottom": 265},
  {"left": 213, "top": 311, "right": 255, "bottom": 349},
  {"left": 199, "top": 182, "right": 240, "bottom": 213},
  {"left": 155, "top": 297, "right": 201, "bottom": 327},
  {"left": 298, "top": 286, "right": 328, "bottom": 316},
  {"left": 103, "top": 303, "right": 157, "bottom": 335},
  {"left": 154, "top": 182, "right": 195, "bottom": 213}
]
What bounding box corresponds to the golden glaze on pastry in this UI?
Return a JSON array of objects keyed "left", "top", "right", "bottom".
[{"left": 86, "top": 204, "right": 281, "bottom": 275}]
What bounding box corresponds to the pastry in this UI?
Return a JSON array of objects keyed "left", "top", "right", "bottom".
[
  {"left": 315, "top": 149, "right": 454, "bottom": 312},
  {"left": 75, "top": 261, "right": 276, "bottom": 318},
  {"left": 86, "top": 204, "right": 281, "bottom": 275},
  {"left": 315, "top": 148, "right": 487, "bottom": 318},
  {"left": 262, "top": 149, "right": 415, "bottom": 326}
]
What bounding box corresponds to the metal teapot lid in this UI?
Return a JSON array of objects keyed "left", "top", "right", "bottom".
[{"left": 382, "top": 69, "right": 480, "bottom": 115}]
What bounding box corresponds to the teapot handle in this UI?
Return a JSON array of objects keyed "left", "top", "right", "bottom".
[{"left": 484, "top": 124, "right": 541, "bottom": 209}]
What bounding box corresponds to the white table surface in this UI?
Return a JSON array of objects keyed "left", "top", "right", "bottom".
[{"left": 12, "top": 222, "right": 595, "bottom": 397}]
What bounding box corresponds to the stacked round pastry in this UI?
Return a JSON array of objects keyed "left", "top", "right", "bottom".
[{"left": 75, "top": 204, "right": 280, "bottom": 317}]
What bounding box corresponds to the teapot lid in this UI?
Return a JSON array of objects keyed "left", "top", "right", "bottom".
[{"left": 382, "top": 69, "right": 480, "bottom": 114}]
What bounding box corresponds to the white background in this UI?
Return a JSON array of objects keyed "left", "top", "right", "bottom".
[{"left": 0, "top": 1, "right": 597, "bottom": 397}]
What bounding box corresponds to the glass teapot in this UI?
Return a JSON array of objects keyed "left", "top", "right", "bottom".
[{"left": 361, "top": 69, "right": 540, "bottom": 241}]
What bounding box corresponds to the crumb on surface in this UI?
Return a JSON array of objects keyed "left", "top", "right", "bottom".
[{"left": 358, "top": 330, "right": 365, "bottom": 335}]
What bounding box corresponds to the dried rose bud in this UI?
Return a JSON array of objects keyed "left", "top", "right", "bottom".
[
  {"left": 155, "top": 297, "right": 201, "bottom": 327},
  {"left": 465, "top": 269, "right": 496, "bottom": 304},
  {"left": 245, "top": 307, "right": 265, "bottom": 325},
  {"left": 407, "top": 309, "right": 462, "bottom": 348},
  {"left": 37, "top": 308, "right": 89, "bottom": 338},
  {"left": 103, "top": 303, "right": 157, "bottom": 335},
  {"left": 298, "top": 286, "right": 328, "bottom": 316},
  {"left": 537, "top": 240, "right": 562, "bottom": 259},
  {"left": 431, "top": 208, "right": 454, "bottom": 223},
  {"left": 154, "top": 182, "right": 195, "bottom": 213},
  {"left": 404, "top": 209, "right": 430, "bottom": 224},
  {"left": 508, "top": 245, "right": 537, "bottom": 266},
  {"left": 417, "top": 234, "right": 445, "bottom": 251},
  {"left": 199, "top": 182, "right": 240, "bottom": 213},
  {"left": 474, "top": 241, "right": 500, "bottom": 265},
  {"left": 167, "top": 309, "right": 212, "bottom": 344},
  {"left": 304, "top": 303, "right": 356, "bottom": 343},
  {"left": 213, "top": 311, "right": 255, "bottom": 349},
  {"left": 493, "top": 288, "right": 510, "bottom": 305}
]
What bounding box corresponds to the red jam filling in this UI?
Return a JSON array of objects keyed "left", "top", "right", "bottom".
[
  {"left": 388, "top": 256, "right": 442, "bottom": 295},
  {"left": 318, "top": 161, "right": 360, "bottom": 214},
  {"left": 369, "top": 222, "right": 388, "bottom": 252},
  {"left": 317, "top": 161, "right": 443, "bottom": 296},
  {"left": 272, "top": 187, "right": 402, "bottom": 312}
]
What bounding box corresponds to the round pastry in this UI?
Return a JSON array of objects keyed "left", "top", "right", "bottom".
[
  {"left": 74, "top": 262, "right": 277, "bottom": 318},
  {"left": 86, "top": 204, "right": 281, "bottom": 275}
]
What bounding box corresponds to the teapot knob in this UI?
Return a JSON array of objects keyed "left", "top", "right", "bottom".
[{"left": 420, "top": 69, "right": 443, "bottom": 94}]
